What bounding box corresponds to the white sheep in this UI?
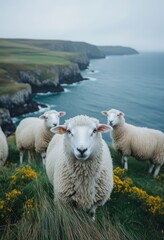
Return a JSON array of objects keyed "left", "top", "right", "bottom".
[
  {"left": 16, "top": 110, "right": 66, "bottom": 165},
  {"left": 0, "top": 127, "right": 8, "bottom": 166},
  {"left": 102, "top": 108, "right": 164, "bottom": 178},
  {"left": 46, "top": 115, "right": 113, "bottom": 220}
]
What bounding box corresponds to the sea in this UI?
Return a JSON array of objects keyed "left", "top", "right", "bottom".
[{"left": 13, "top": 52, "right": 164, "bottom": 144}]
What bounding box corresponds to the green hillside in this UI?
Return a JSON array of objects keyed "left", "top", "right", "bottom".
[
  {"left": 0, "top": 39, "right": 81, "bottom": 65},
  {"left": 0, "top": 137, "right": 163, "bottom": 240},
  {"left": 0, "top": 38, "right": 105, "bottom": 58}
]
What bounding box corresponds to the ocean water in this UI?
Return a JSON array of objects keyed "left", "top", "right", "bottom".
[{"left": 14, "top": 52, "right": 164, "bottom": 143}]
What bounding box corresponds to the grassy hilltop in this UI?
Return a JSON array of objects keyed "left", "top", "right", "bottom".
[
  {"left": 0, "top": 136, "right": 163, "bottom": 240},
  {"left": 0, "top": 38, "right": 90, "bottom": 96}
]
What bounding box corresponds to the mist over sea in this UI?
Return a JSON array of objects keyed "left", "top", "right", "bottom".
[{"left": 14, "top": 52, "right": 164, "bottom": 143}]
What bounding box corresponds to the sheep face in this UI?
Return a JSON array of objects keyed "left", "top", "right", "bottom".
[
  {"left": 40, "top": 111, "right": 66, "bottom": 128},
  {"left": 51, "top": 117, "right": 112, "bottom": 161},
  {"left": 101, "top": 109, "right": 125, "bottom": 127}
]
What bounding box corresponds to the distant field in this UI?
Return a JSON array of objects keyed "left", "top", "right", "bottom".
[
  {"left": 0, "top": 39, "right": 83, "bottom": 65},
  {"left": 0, "top": 54, "right": 70, "bottom": 65},
  {"left": 0, "top": 39, "right": 84, "bottom": 96}
]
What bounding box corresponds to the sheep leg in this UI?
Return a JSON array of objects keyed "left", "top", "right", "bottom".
[
  {"left": 41, "top": 152, "right": 46, "bottom": 166},
  {"left": 123, "top": 156, "right": 128, "bottom": 170},
  {"left": 87, "top": 207, "right": 96, "bottom": 221},
  {"left": 28, "top": 151, "right": 32, "bottom": 164},
  {"left": 0, "top": 160, "right": 4, "bottom": 166},
  {"left": 153, "top": 164, "right": 162, "bottom": 178},
  {"left": 20, "top": 151, "right": 24, "bottom": 164},
  {"left": 121, "top": 156, "right": 124, "bottom": 165},
  {"left": 148, "top": 163, "right": 155, "bottom": 174}
]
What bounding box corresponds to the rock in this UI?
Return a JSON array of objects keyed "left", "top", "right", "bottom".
[
  {"left": 19, "top": 68, "right": 64, "bottom": 93},
  {"left": 18, "top": 63, "right": 84, "bottom": 89},
  {"left": 0, "top": 108, "right": 16, "bottom": 136},
  {"left": 58, "top": 63, "right": 83, "bottom": 84},
  {"left": 0, "top": 84, "right": 46, "bottom": 117}
]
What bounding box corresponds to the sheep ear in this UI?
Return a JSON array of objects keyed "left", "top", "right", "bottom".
[
  {"left": 50, "top": 125, "right": 67, "bottom": 134},
  {"left": 118, "top": 111, "right": 125, "bottom": 117},
  {"left": 58, "top": 111, "right": 66, "bottom": 117},
  {"left": 39, "top": 114, "right": 47, "bottom": 119},
  {"left": 97, "top": 124, "right": 112, "bottom": 133},
  {"left": 101, "top": 111, "right": 108, "bottom": 116}
]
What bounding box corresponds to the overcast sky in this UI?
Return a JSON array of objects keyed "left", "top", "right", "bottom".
[{"left": 0, "top": 0, "right": 164, "bottom": 51}]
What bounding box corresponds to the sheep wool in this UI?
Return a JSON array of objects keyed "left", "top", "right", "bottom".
[
  {"left": 0, "top": 127, "right": 8, "bottom": 166},
  {"left": 16, "top": 110, "right": 65, "bottom": 164},
  {"left": 102, "top": 108, "right": 164, "bottom": 177},
  {"left": 46, "top": 115, "right": 113, "bottom": 218}
]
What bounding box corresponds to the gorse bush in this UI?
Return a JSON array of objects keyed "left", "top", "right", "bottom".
[
  {"left": 113, "top": 167, "right": 164, "bottom": 215},
  {"left": 0, "top": 168, "right": 131, "bottom": 240},
  {"left": 0, "top": 165, "right": 39, "bottom": 224}
]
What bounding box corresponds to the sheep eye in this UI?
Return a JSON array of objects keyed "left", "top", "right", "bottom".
[
  {"left": 91, "top": 128, "right": 97, "bottom": 136},
  {"left": 67, "top": 129, "right": 73, "bottom": 136},
  {"left": 93, "top": 128, "right": 97, "bottom": 133}
]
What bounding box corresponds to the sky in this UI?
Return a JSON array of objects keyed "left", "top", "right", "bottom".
[{"left": 0, "top": 0, "right": 164, "bottom": 52}]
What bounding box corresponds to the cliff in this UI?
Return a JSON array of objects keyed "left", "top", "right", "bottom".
[
  {"left": 0, "top": 84, "right": 45, "bottom": 117},
  {"left": 0, "top": 108, "right": 16, "bottom": 136},
  {"left": 6, "top": 39, "right": 105, "bottom": 59},
  {"left": 97, "top": 46, "right": 139, "bottom": 55}
]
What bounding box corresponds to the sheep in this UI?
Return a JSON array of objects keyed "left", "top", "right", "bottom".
[
  {"left": 16, "top": 110, "right": 66, "bottom": 165},
  {"left": 0, "top": 127, "right": 8, "bottom": 166},
  {"left": 46, "top": 115, "right": 113, "bottom": 220},
  {"left": 101, "top": 108, "right": 164, "bottom": 178}
]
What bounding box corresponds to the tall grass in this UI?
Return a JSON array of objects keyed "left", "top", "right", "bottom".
[{"left": 0, "top": 178, "right": 132, "bottom": 240}]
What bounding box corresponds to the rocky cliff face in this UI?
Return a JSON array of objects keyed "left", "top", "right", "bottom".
[
  {"left": 19, "top": 68, "right": 63, "bottom": 93},
  {"left": 0, "top": 84, "right": 45, "bottom": 117},
  {"left": 17, "top": 63, "right": 84, "bottom": 91},
  {"left": 0, "top": 108, "right": 16, "bottom": 136},
  {"left": 58, "top": 63, "right": 83, "bottom": 84}
]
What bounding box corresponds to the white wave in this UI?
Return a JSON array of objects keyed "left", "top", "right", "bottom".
[
  {"left": 12, "top": 117, "right": 18, "bottom": 124},
  {"left": 88, "top": 77, "right": 97, "bottom": 81},
  {"left": 36, "top": 92, "right": 53, "bottom": 96},
  {"left": 64, "top": 88, "right": 71, "bottom": 93},
  {"left": 72, "top": 82, "right": 79, "bottom": 86},
  {"left": 61, "top": 83, "right": 69, "bottom": 87},
  {"left": 12, "top": 104, "right": 56, "bottom": 123},
  {"left": 38, "top": 104, "right": 51, "bottom": 113}
]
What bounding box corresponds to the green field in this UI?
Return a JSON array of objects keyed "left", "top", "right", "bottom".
[
  {"left": 0, "top": 39, "right": 86, "bottom": 96},
  {"left": 0, "top": 39, "right": 83, "bottom": 65},
  {"left": 0, "top": 136, "right": 163, "bottom": 240}
]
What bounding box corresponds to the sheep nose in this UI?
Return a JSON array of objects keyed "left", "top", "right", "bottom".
[
  {"left": 109, "top": 121, "right": 113, "bottom": 126},
  {"left": 77, "top": 148, "right": 87, "bottom": 155}
]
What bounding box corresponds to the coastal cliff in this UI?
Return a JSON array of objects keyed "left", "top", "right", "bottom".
[
  {"left": 0, "top": 108, "right": 16, "bottom": 136},
  {"left": 0, "top": 84, "right": 45, "bottom": 117},
  {"left": 0, "top": 38, "right": 139, "bottom": 134},
  {"left": 97, "top": 46, "right": 139, "bottom": 55}
]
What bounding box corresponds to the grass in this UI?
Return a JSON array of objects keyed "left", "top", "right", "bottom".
[
  {"left": 0, "top": 79, "right": 28, "bottom": 95},
  {"left": 0, "top": 54, "right": 70, "bottom": 66},
  {"left": 0, "top": 135, "right": 163, "bottom": 240},
  {"left": 0, "top": 39, "right": 83, "bottom": 66}
]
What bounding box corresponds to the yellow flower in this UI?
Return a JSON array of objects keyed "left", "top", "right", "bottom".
[
  {"left": 113, "top": 171, "right": 164, "bottom": 215},
  {"left": 113, "top": 167, "right": 125, "bottom": 176},
  {"left": 10, "top": 165, "right": 39, "bottom": 185},
  {"left": 0, "top": 200, "right": 5, "bottom": 209},
  {"left": 23, "top": 198, "right": 35, "bottom": 215},
  {"left": 6, "top": 189, "right": 21, "bottom": 201}
]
